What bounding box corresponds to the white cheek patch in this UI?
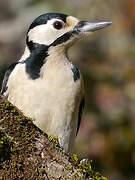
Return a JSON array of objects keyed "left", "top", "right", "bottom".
[{"left": 28, "top": 19, "right": 66, "bottom": 46}]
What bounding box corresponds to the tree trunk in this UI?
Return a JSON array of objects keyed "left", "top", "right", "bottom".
[{"left": 0, "top": 95, "right": 107, "bottom": 180}]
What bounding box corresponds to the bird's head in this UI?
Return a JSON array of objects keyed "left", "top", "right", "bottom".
[{"left": 26, "top": 13, "right": 112, "bottom": 52}]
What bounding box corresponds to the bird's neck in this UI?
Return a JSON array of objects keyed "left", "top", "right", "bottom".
[
  {"left": 19, "top": 44, "right": 49, "bottom": 79},
  {"left": 19, "top": 46, "right": 30, "bottom": 62},
  {"left": 47, "top": 45, "right": 68, "bottom": 64},
  {"left": 20, "top": 44, "right": 69, "bottom": 79}
]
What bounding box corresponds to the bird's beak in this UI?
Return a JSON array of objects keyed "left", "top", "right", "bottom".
[{"left": 73, "top": 20, "right": 112, "bottom": 35}]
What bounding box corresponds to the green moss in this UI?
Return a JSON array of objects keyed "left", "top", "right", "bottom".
[
  {"left": 78, "top": 160, "right": 92, "bottom": 174},
  {"left": 0, "top": 134, "right": 12, "bottom": 162},
  {"left": 48, "top": 135, "right": 59, "bottom": 148},
  {"left": 0, "top": 100, "right": 18, "bottom": 114},
  {"left": 4, "top": 101, "right": 10, "bottom": 109},
  {"left": 72, "top": 153, "right": 79, "bottom": 162},
  {"left": 12, "top": 162, "right": 22, "bottom": 170},
  {"left": 78, "top": 160, "right": 108, "bottom": 180},
  {"left": 70, "top": 153, "right": 108, "bottom": 179}
]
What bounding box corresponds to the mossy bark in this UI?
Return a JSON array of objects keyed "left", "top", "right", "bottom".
[{"left": 0, "top": 95, "right": 107, "bottom": 180}]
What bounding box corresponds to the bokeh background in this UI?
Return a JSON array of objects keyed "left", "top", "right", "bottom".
[{"left": 0, "top": 0, "right": 135, "bottom": 179}]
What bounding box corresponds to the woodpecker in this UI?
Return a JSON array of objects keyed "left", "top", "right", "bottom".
[{"left": 1, "top": 13, "right": 111, "bottom": 153}]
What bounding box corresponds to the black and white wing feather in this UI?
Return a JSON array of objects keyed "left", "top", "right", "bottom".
[
  {"left": 1, "top": 63, "right": 18, "bottom": 95},
  {"left": 76, "top": 97, "right": 85, "bottom": 135}
]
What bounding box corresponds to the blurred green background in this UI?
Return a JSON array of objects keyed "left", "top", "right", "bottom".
[{"left": 0, "top": 0, "right": 135, "bottom": 179}]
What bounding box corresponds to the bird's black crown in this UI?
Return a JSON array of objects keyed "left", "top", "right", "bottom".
[{"left": 28, "top": 13, "right": 68, "bottom": 33}]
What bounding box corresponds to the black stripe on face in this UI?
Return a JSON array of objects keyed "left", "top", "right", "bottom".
[
  {"left": 51, "top": 32, "right": 73, "bottom": 47},
  {"left": 28, "top": 13, "right": 68, "bottom": 32},
  {"left": 25, "top": 31, "right": 73, "bottom": 80}
]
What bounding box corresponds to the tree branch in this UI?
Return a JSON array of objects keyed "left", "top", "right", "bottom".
[{"left": 0, "top": 95, "right": 107, "bottom": 180}]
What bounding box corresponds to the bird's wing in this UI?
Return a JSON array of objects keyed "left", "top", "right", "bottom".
[
  {"left": 1, "top": 62, "right": 18, "bottom": 95},
  {"left": 76, "top": 97, "right": 85, "bottom": 135},
  {"left": 71, "top": 63, "right": 85, "bottom": 136}
]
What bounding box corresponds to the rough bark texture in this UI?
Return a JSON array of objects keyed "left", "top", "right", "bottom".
[{"left": 0, "top": 95, "right": 107, "bottom": 180}]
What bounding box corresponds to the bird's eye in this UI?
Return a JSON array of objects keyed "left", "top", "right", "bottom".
[{"left": 53, "top": 21, "right": 63, "bottom": 30}]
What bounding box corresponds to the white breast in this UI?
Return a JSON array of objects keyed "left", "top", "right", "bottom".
[{"left": 7, "top": 53, "right": 82, "bottom": 152}]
